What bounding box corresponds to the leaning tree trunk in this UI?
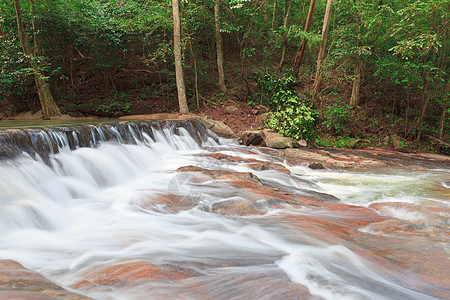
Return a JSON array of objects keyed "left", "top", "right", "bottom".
[
  {"left": 13, "top": 0, "right": 61, "bottom": 119},
  {"left": 349, "top": 55, "right": 361, "bottom": 107},
  {"left": 172, "top": 0, "right": 189, "bottom": 114},
  {"left": 312, "top": 0, "right": 333, "bottom": 101},
  {"left": 215, "top": 0, "right": 227, "bottom": 92},
  {"left": 292, "top": 0, "right": 316, "bottom": 78}
]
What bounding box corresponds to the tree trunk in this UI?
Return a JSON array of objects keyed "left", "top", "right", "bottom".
[
  {"left": 215, "top": 0, "right": 227, "bottom": 92},
  {"left": 29, "top": 0, "right": 40, "bottom": 56},
  {"left": 415, "top": 74, "right": 430, "bottom": 144},
  {"left": 349, "top": 55, "right": 361, "bottom": 107},
  {"left": 187, "top": 34, "right": 200, "bottom": 110},
  {"left": 272, "top": 0, "right": 277, "bottom": 31},
  {"left": 292, "top": 0, "right": 316, "bottom": 78},
  {"left": 438, "top": 79, "right": 449, "bottom": 140},
  {"left": 172, "top": 0, "right": 189, "bottom": 114},
  {"left": 312, "top": 0, "right": 333, "bottom": 100},
  {"left": 13, "top": 0, "right": 61, "bottom": 119},
  {"left": 438, "top": 104, "right": 447, "bottom": 140},
  {"left": 277, "top": 0, "right": 292, "bottom": 71}
]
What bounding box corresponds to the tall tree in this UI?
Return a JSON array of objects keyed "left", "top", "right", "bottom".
[
  {"left": 13, "top": 0, "right": 61, "bottom": 119},
  {"left": 215, "top": 0, "right": 227, "bottom": 92},
  {"left": 277, "top": 0, "right": 293, "bottom": 71},
  {"left": 292, "top": 0, "right": 316, "bottom": 78},
  {"left": 172, "top": 0, "right": 189, "bottom": 114},
  {"left": 312, "top": 0, "right": 333, "bottom": 100},
  {"left": 349, "top": 54, "right": 361, "bottom": 107}
]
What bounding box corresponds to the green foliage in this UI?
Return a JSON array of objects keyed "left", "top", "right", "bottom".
[
  {"left": 257, "top": 74, "right": 297, "bottom": 107},
  {"left": 315, "top": 136, "right": 360, "bottom": 148},
  {"left": 266, "top": 102, "right": 317, "bottom": 141},
  {"left": 94, "top": 90, "right": 131, "bottom": 115},
  {"left": 322, "top": 101, "right": 354, "bottom": 135},
  {"left": 259, "top": 74, "right": 317, "bottom": 140}
]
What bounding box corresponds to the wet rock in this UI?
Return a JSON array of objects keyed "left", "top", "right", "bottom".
[
  {"left": 263, "top": 130, "right": 297, "bottom": 149},
  {"left": 369, "top": 202, "right": 450, "bottom": 239},
  {"left": 73, "top": 261, "right": 200, "bottom": 290},
  {"left": 134, "top": 193, "right": 197, "bottom": 213},
  {"left": 196, "top": 117, "right": 236, "bottom": 138},
  {"left": 308, "top": 162, "right": 325, "bottom": 170},
  {"left": 212, "top": 199, "right": 265, "bottom": 216},
  {"left": 238, "top": 130, "right": 265, "bottom": 146},
  {"left": 0, "top": 260, "right": 90, "bottom": 299},
  {"left": 201, "top": 153, "right": 291, "bottom": 174},
  {"left": 284, "top": 148, "right": 385, "bottom": 169},
  {"left": 247, "top": 162, "right": 290, "bottom": 174},
  {"left": 176, "top": 165, "right": 261, "bottom": 183}
]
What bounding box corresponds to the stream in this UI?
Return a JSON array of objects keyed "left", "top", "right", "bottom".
[{"left": 0, "top": 120, "right": 448, "bottom": 300}]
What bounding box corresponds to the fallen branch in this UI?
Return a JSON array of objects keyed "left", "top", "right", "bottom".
[
  {"left": 124, "top": 69, "right": 160, "bottom": 74},
  {"left": 426, "top": 134, "right": 450, "bottom": 148}
]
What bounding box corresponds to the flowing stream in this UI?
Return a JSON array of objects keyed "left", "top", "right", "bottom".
[{"left": 0, "top": 120, "right": 448, "bottom": 300}]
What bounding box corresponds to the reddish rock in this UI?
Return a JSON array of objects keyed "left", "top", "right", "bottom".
[
  {"left": 0, "top": 260, "right": 90, "bottom": 300},
  {"left": 73, "top": 261, "right": 200, "bottom": 290},
  {"left": 201, "top": 153, "right": 291, "bottom": 174}
]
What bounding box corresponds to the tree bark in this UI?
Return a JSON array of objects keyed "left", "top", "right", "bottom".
[
  {"left": 13, "top": 0, "right": 61, "bottom": 119},
  {"left": 272, "top": 0, "right": 277, "bottom": 31},
  {"left": 438, "top": 79, "right": 449, "bottom": 140},
  {"left": 292, "top": 0, "right": 316, "bottom": 78},
  {"left": 187, "top": 34, "right": 200, "bottom": 110},
  {"left": 349, "top": 55, "right": 361, "bottom": 107},
  {"left": 312, "top": 0, "right": 333, "bottom": 100},
  {"left": 277, "top": 0, "right": 292, "bottom": 71},
  {"left": 172, "top": 0, "right": 189, "bottom": 114},
  {"left": 29, "top": 0, "right": 40, "bottom": 56},
  {"left": 215, "top": 0, "right": 227, "bottom": 92},
  {"left": 415, "top": 74, "right": 430, "bottom": 144}
]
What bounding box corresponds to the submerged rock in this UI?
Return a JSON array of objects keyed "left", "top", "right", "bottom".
[{"left": 0, "top": 260, "right": 90, "bottom": 299}]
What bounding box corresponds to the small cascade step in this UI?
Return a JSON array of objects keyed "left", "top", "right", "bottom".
[{"left": 0, "top": 119, "right": 219, "bottom": 160}]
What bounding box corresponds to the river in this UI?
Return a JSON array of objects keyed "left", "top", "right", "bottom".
[{"left": 0, "top": 120, "right": 448, "bottom": 299}]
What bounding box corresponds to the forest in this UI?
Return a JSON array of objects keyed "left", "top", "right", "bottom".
[{"left": 0, "top": 0, "right": 448, "bottom": 153}]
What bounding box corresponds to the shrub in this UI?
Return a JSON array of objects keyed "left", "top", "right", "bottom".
[
  {"left": 259, "top": 74, "right": 317, "bottom": 140},
  {"left": 322, "top": 101, "right": 353, "bottom": 135}
]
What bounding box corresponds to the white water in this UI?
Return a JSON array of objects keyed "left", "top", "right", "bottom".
[{"left": 0, "top": 124, "right": 448, "bottom": 299}]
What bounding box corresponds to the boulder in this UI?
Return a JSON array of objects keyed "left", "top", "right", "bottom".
[
  {"left": 238, "top": 130, "right": 265, "bottom": 146},
  {"left": 196, "top": 117, "right": 235, "bottom": 138},
  {"left": 308, "top": 162, "right": 325, "bottom": 170},
  {"left": 255, "top": 112, "right": 270, "bottom": 124},
  {"left": 263, "top": 130, "right": 297, "bottom": 149}
]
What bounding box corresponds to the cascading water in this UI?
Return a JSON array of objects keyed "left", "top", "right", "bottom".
[{"left": 0, "top": 120, "right": 448, "bottom": 300}]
